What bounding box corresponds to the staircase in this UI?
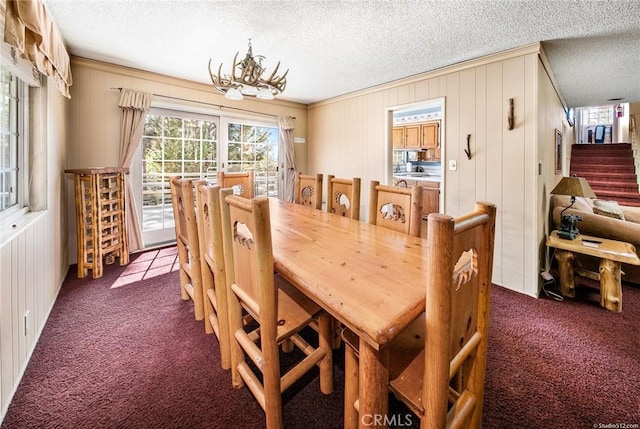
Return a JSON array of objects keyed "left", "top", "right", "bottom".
[{"left": 570, "top": 143, "right": 640, "bottom": 207}]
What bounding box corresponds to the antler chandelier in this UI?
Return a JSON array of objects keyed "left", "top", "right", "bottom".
[{"left": 208, "top": 39, "right": 288, "bottom": 101}]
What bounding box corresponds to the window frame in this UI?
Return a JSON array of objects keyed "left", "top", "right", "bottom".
[{"left": 0, "top": 67, "right": 29, "bottom": 225}]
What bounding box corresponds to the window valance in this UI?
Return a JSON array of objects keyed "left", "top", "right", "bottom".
[{"left": 3, "top": 0, "right": 72, "bottom": 98}]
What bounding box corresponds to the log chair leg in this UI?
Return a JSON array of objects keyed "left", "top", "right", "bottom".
[
  {"left": 599, "top": 259, "right": 622, "bottom": 313},
  {"left": 317, "top": 312, "right": 334, "bottom": 394},
  {"left": 555, "top": 249, "right": 576, "bottom": 298},
  {"left": 344, "top": 343, "right": 359, "bottom": 429}
]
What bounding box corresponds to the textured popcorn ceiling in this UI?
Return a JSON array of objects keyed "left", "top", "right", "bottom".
[{"left": 43, "top": 0, "right": 640, "bottom": 107}]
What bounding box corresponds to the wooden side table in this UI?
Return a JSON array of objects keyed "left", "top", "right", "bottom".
[{"left": 546, "top": 231, "right": 640, "bottom": 312}]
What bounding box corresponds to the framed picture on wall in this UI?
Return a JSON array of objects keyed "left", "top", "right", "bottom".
[{"left": 555, "top": 129, "right": 562, "bottom": 174}]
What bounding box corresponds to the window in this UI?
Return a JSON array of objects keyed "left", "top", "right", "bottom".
[
  {"left": 136, "top": 109, "right": 281, "bottom": 248},
  {"left": 579, "top": 105, "right": 614, "bottom": 144},
  {"left": 226, "top": 121, "right": 279, "bottom": 197},
  {"left": 0, "top": 67, "right": 27, "bottom": 216},
  {"left": 140, "top": 109, "right": 219, "bottom": 236},
  {"left": 583, "top": 105, "right": 613, "bottom": 126}
]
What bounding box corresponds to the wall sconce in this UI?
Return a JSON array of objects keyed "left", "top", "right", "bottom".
[
  {"left": 507, "top": 98, "right": 514, "bottom": 130},
  {"left": 616, "top": 104, "right": 623, "bottom": 118}
]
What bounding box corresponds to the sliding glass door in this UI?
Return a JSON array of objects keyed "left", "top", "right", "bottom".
[
  {"left": 223, "top": 120, "right": 280, "bottom": 198},
  {"left": 133, "top": 109, "right": 281, "bottom": 248}
]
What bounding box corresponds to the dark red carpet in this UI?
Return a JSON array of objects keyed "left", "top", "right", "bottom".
[
  {"left": 2, "top": 247, "right": 639, "bottom": 428},
  {"left": 570, "top": 143, "right": 640, "bottom": 207}
]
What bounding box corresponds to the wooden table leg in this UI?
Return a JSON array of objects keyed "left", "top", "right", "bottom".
[
  {"left": 599, "top": 259, "right": 622, "bottom": 312},
  {"left": 358, "top": 341, "right": 389, "bottom": 429},
  {"left": 555, "top": 249, "right": 576, "bottom": 297}
]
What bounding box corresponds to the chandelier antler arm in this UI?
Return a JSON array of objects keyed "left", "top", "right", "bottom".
[
  {"left": 260, "top": 63, "right": 288, "bottom": 91},
  {"left": 230, "top": 52, "right": 240, "bottom": 82},
  {"left": 208, "top": 58, "right": 225, "bottom": 87}
]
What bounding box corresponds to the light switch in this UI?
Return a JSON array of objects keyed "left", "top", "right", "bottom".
[{"left": 449, "top": 160, "right": 457, "bottom": 171}]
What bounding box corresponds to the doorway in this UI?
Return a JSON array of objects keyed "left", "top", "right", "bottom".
[{"left": 386, "top": 98, "right": 445, "bottom": 215}]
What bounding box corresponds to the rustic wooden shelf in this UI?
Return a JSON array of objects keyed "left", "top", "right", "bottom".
[{"left": 65, "top": 167, "right": 129, "bottom": 278}]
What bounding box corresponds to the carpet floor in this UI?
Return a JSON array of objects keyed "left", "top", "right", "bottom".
[{"left": 2, "top": 246, "right": 639, "bottom": 428}]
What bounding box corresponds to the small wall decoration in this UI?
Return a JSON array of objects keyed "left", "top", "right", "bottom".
[{"left": 555, "top": 129, "right": 562, "bottom": 174}]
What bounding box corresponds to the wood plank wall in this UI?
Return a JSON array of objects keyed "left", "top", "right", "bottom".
[
  {"left": 307, "top": 44, "right": 566, "bottom": 297},
  {"left": 0, "top": 81, "right": 69, "bottom": 424},
  {"left": 0, "top": 214, "right": 61, "bottom": 421}
]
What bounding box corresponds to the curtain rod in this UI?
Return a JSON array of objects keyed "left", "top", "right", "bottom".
[{"left": 110, "top": 87, "right": 295, "bottom": 119}]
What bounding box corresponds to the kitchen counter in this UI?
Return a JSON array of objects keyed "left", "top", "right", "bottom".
[{"left": 393, "top": 172, "right": 441, "bottom": 183}]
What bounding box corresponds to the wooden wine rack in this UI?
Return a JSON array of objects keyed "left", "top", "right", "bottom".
[{"left": 65, "top": 167, "right": 129, "bottom": 278}]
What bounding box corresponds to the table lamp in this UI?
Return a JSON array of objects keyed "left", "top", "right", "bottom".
[{"left": 550, "top": 176, "right": 597, "bottom": 239}]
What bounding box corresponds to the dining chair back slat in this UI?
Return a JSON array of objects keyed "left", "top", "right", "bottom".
[
  {"left": 195, "top": 183, "right": 232, "bottom": 369},
  {"left": 169, "top": 176, "right": 207, "bottom": 325},
  {"left": 326, "top": 175, "right": 361, "bottom": 220},
  {"left": 217, "top": 171, "right": 255, "bottom": 198},
  {"left": 368, "top": 180, "right": 422, "bottom": 237},
  {"left": 294, "top": 173, "right": 323, "bottom": 210}
]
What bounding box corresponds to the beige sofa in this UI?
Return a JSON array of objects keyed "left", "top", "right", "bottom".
[{"left": 551, "top": 194, "right": 640, "bottom": 285}]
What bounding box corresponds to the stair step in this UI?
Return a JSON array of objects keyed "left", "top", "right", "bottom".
[
  {"left": 576, "top": 172, "right": 638, "bottom": 182},
  {"left": 590, "top": 181, "right": 639, "bottom": 192},
  {"left": 571, "top": 143, "right": 632, "bottom": 151},
  {"left": 569, "top": 143, "right": 640, "bottom": 208},
  {"left": 594, "top": 189, "right": 640, "bottom": 200},
  {"left": 571, "top": 165, "right": 636, "bottom": 174},
  {"left": 570, "top": 157, "right": 635, "bottom": 167}
]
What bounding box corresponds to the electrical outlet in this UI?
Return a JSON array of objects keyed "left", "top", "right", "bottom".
[{"left": 449, "top": 160, "right": 457, "bottom": 171}]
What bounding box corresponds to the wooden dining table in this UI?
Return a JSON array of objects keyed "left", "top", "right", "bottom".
[{"left": 268, "top": 198, "right": 428, "bottom": 428}]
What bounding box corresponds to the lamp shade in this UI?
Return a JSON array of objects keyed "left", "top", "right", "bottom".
[{"left": 550, "top": 176, "right": 597, "bottom": 199}]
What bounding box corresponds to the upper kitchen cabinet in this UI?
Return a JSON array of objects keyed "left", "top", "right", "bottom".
[
  {"left": 421, "top": 122, "right": 439, "bottom": 149},
  {"left": 393, "top": 121, "right": 440, "bottom": 149},
  {"left": 393, "top": 124, "right": 421, "bottom": 148}
]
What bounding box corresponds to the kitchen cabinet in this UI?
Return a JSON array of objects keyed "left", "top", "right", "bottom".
[
  {"left": 421, "top": 122, "right": 439, "bottom": 149},
  {"left": 393, "top": 124, "right": 421, "bottom": 148},
  {"left": 392, "top": 127, "right": 405, "bottom": 148},
  {"left": 393, "top": 121, "right": 439, "bottom": 150},
  {"left": 422, "top": 147, "right": 441, "bottom": 161},
  {"left": 421, "top": 186, "right": 440, "bottom": 217}
]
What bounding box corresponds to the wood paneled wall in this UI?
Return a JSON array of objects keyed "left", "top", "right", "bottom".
[
  {"left": 0, "top": 82, "right": 69, "bottom": 423},
  {"left": 307, "top": 43, "right": 566, "bottom": 296}
]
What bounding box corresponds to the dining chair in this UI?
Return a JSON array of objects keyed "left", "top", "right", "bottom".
[
  {"left": 217, "top": 171, "right": 255, "bottom": 198},
  {"left": 368, "top": 180, "right": 422, "bottom": 237},
  {"left": 342, "top": 202, "right": 497, "bottom": 429},
  {"left": 326, "top": 175, "right": 361, "bottom": 220},
  {"left": 194, "top": 183, "right": 232, "bottom": 368},
  {"left": 294, "top": 172, "right": 323, "bottom": 210},
  {"left": 169, "top": 176, "right": 207, "bottom": 324},
  {"left": 219, "top": 190, "right": 334, "bottom": 429}
]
